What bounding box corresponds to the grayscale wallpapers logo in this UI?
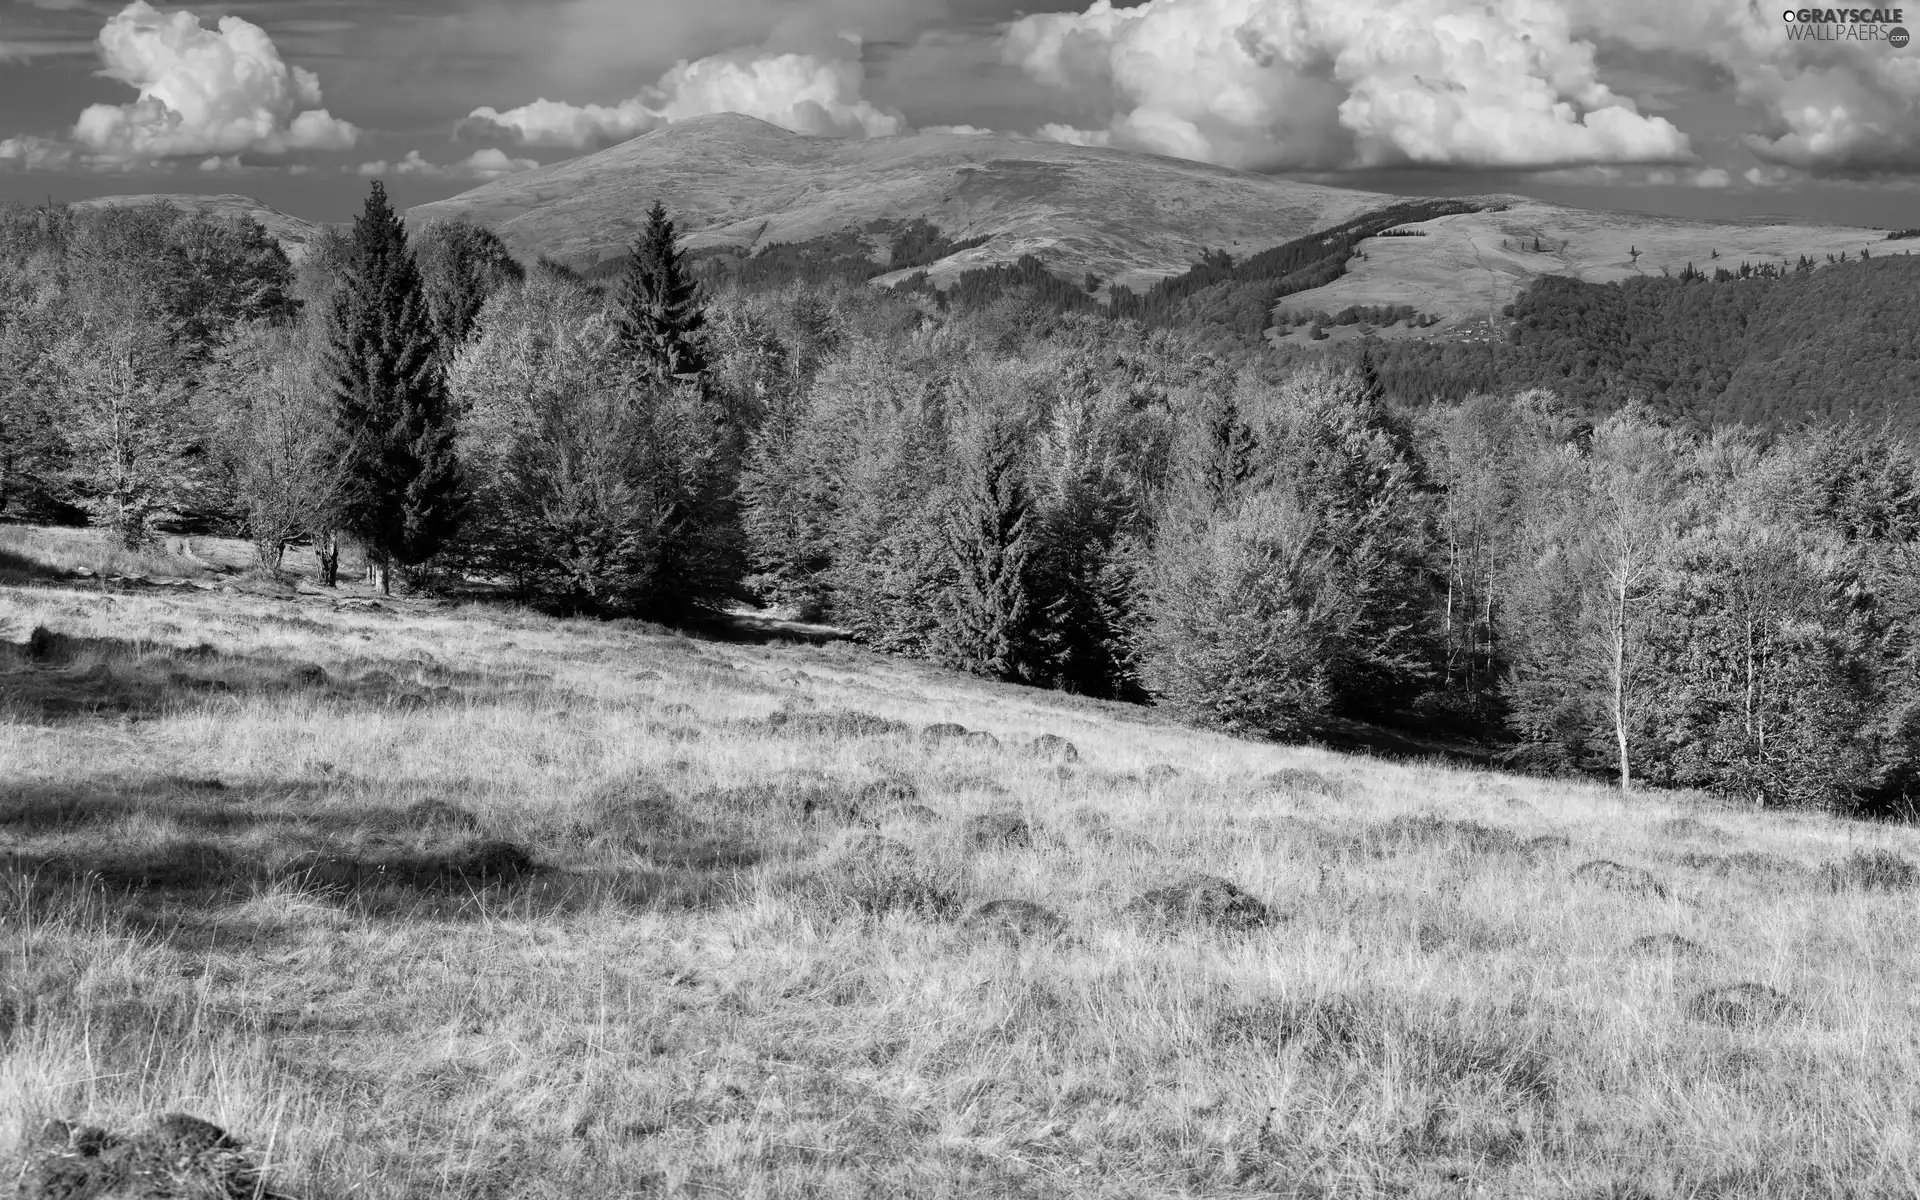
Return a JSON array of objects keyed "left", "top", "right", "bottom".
[{"left": 1781, "top": 8, "right": 1910, "bottom": 44}]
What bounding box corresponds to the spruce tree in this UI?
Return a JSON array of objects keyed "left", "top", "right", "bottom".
[
  {"left": 320, "top": 180, "right": 462, "bottom": 593},
  {"left": 614, "top": 202, "right": 707, "bottom": 384},
  {"left": 939, "top": 406, "right": 1037, "bottom": 681}
]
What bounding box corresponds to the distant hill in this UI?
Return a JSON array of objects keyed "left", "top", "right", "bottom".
[
  {"left": 70, "top": 193, "right": 323, "bottom": 262},
  {"left": 1275, "top": 199, "right": 1887, "bottom": 342},
  {"left": 405, "top": 113, "right": 1396, "bottom": 293}
]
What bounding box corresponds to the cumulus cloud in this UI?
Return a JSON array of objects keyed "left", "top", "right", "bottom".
[
  {"left": 1000, "top": 0, "right": 1920, "bottom": 176},
  {"left": 465, "top": 50, "right": 905, "bottom": 149},
  {"left": 1035, "top": 123, "right": 1111, "bottom": 148},
  {"left": 922, "top": 124, "right": 994, "bottom": 136},
  {"left": 460, "top": 147, "right": 542, "bottom": 178},
  {"left": 1635, "top": 165, "right": 1732, "bottom": 187},
  {"left": 0, "top": 136, "right": 76, "bottom": 171},
  {"left": 355, "top": 148, "right": 542, "bottom": 180},
  {"left": 1001, "top": 0, "right": 1693, "bottom": 171},
  {"left": 1569, "top": 0, "right": 1920, "bottom": 174},
  {"left": 70, "top": 1, "right": 358, "bottom": 160}
]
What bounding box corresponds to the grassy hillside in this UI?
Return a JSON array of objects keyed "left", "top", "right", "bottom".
[
  {"left": 1274, "top": 199, "right": 1886, "bottom": 339},
  {"left": 5, "top": 525, "right": 1920, "bottom": 1198},
  {"left": 405, "top": 114, "right": 1391, "bottom": 292}
]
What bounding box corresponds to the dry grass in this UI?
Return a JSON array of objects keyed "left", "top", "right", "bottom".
[
  {"left": 0, "top": 526, "right": 217, "bottom": 585},
  {"left": 5, "top": 526, "right": 1920, "bottom": 1197}
]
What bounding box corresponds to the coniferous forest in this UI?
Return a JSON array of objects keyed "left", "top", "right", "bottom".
[{"left": 5, "top": 187, "right": 1919, "bottom": 815}]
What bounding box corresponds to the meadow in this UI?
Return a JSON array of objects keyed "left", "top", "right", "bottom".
[{"left": 3, "top": 526, "right": 1919, "bottom": 1199}]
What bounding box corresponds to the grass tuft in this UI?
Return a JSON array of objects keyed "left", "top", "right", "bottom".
[{"left": 1817, "top": 848, "right": 1918, "bottom": 892}]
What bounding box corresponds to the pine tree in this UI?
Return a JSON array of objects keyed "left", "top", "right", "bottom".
[
  {"left": 320, "top": 180, "right": 463, "bottom": 593},
  {"left": 939, "top": 405, "right": 1037, "bottom": 681},
  {"left": 614, "top": 202, "right": 707, "bottom": 384},
  {"left": 1182, "top": 383, "right": 1258, "bottom": 512}
]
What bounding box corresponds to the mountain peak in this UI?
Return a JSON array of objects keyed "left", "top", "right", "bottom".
[{"left": 653, "top": 112, "right": 800, "bottom": 138}]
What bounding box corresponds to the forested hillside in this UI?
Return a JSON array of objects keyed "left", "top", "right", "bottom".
[
  {"left": 5, "top": 190, "right": 1920, "bottom": 816},
  {"left": 644, "top": 198, "right": 1916, "bottom": 432},
  {"left": 1349, "top": 253, "right": 1920, "bottom": 429}
]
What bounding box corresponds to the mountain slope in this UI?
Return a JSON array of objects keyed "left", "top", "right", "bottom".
[
  {"left": 406, "top": 113, "right": 1395, "bottom": 292},
  {"left": 1277, "top": 199, "right": 1888, "bottom": 339},
  {"left": 71, "top": 193, "right": 323, "bottom": 262}
]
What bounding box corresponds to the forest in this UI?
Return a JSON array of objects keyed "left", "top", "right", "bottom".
[
  {"left": 667, "top": 204, "right": 1920, "bottom": 434},
  {"left": 1362, "top": 253, "right": 1920, "bottom": 428},
  {"left": 2, "top": 188, "right": 1918, "bottom": 816}
]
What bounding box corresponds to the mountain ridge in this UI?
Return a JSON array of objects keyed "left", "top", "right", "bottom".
[
  {"left": 409, "top": 114, "right": 1886, "bottom": 337},
  {"left": 406, "top": 113, "right": 1399, "bottom": 292}
]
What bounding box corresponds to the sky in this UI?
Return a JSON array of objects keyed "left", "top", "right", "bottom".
[{"left": 2, "top": 0, "right": 1918, "bottom": 228}]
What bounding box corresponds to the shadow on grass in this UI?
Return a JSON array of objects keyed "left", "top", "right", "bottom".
[
  {"left": 1, "top": 774, "right": 768, "bottom": 943},
  {"left": 0, "top": 544, "right": 74, "bottom": 586},
  {"left": 697, "top": 607, "right": 850, "bottom": 646},
  {"left": 1313, "top": 715, "right": 1501, "bottom": 768},
  {"left": 0, "top": 625, "right": 545, "bottom": 725}
]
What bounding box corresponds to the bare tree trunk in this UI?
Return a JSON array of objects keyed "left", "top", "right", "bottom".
[
  {"left": 318, "top": 531, "right": 339, "bottom": 588},
  {"left": 1612, "top": 554, "right": 1631, "bottom": 794},
  {"left": 1443, "top": 507, "right": 1457, "bottom": 688}
]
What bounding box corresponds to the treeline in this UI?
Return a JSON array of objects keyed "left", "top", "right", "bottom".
[
  {"left": 1103, "top": 198, "right": 1488, "bottom": 331},
  {"left": 0, "top": 187, "right": 727, "bottom": 608},
  {"left": 1278, "top": 303, "right": 1435, "bottom": 334},
  {"left": 1353, "top": 254, "right": 1920, "bottom": 430},
  {"left": 694, "top": 204, "right": 1920, "bottom": 434},
  {"left": 5, "top": 190, "right": 1919, "bottom": 815},
  {"left": 0, "top": 200, "right": 297, "bottom": 528},
  {"left": 730, "top": 288, "right": 1920, "bottom": 813}
]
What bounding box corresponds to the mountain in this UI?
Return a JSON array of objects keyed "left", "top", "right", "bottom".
[
  {"left": 405, "top": 113, "right": 1395, "bottom": 292},
  {"left": 410, "top": 115, "right": 1893, "bottom": 346},
  {"left": 71, "top": 193, "right": 324, "bottom": 262}
]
